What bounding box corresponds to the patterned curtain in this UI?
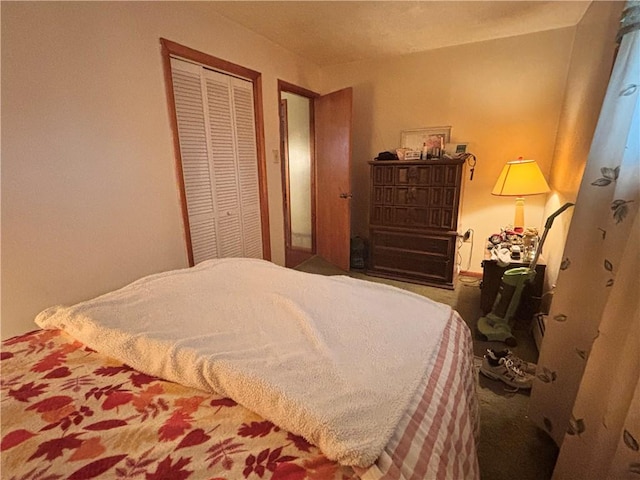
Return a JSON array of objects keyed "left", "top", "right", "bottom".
[{"left": 529, "top": 2, "right": 640, "bottom": 479}]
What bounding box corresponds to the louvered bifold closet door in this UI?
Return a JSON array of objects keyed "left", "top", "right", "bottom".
[
  {"left": 170, "top": 58, "right": 219, "bottom": 264},
  {"left": 170, "top": 57, "right": 263, "bottom": 264},
  {"left": 203, "top": 69, "right": 243, "bottom": 258},
  {"left": 230, "top": 78, "right": 263, "bottom": 258}
]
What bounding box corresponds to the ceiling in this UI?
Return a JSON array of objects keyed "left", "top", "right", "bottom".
[{"left": 208, "top": 1, "right": 592, "bottom": 67}]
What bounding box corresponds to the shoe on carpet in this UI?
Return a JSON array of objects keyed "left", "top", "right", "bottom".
[
  {"left": 486, "top": 348, "right": 537, "bottom": 375},
  {"left": 480, "top": 353, "right": 534, "bottom": 390}
]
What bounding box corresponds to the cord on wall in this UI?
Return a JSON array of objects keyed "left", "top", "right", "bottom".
[{"left": 457, "top": 229, "right": 479, "bottom": 286}]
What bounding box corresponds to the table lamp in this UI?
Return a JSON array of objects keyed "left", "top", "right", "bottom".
[{"left": 492, "top": 157, "right": 550, "bottom": 232}]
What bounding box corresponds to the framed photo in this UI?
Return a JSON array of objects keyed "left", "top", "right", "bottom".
[
  {"left": 401, "top": 126, "right": 451, "bottom": 158},
  {"left": 445, "top": 142, "right": 468, "bottom": 155}
]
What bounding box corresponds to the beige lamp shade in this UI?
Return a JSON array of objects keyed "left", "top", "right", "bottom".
[{"left": 492, "top": 158, "right": 550, "bottom": 230}]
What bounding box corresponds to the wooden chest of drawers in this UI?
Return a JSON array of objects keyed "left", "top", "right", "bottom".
[{"left": 367, "top": 159, "right": 465, "bottom": 288}]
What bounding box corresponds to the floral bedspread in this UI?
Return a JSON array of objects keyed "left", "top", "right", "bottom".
[{"left": 1, "top": 329, "right": 356, "bottom": 479}]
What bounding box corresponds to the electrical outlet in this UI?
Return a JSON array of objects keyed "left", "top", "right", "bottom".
[{"left": 462, "top": 229, "right": 472, "bottom": 242}]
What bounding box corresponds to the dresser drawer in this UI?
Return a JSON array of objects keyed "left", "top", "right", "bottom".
[
  {"left": 396, "top": 165, "right": 430, "bottom": 184},
  {"left": 395, "top": 164, "right": 461, "bottom": 186},
  {"left": 372, "top": 229, "right": 453, "bottom": 256},
  {"left": 372, "top": 165, "right": 395, "bottom": 185},
  {"left": 370, "top": 205, "right": 456, "bottom": 230},
  {"left": 367, "top": 229, "right": 456, "bottom": 285},
  {"left": 369, "top": 249, "right": 453, "bottom": 284}
]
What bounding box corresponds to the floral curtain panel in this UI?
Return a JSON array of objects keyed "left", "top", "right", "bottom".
[{"left": 529, "top": 2, "right": 640, "bottom": 479}]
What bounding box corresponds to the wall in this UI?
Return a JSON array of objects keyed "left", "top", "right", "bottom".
[
  {"left": 542, "top": 0, "right": 623, "bottom": 290},
  {"left": 2, "top": 2, "right": 622, "bottom": 340},
  {"left": 1, "top": 2, "right": 321, "bottom": 339},
  {"left": 320, "top": 28, "right": 577, "bottom": 276}
]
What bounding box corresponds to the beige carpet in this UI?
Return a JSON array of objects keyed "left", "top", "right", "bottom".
[
  {"left": 295, "top": 255, "right": 458, "bottom": 302},
  {"left": 295, "top": 256, "right": 558, "bottom": 480}
]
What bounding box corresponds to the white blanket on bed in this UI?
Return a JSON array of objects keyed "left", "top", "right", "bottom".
[{"left": 35, "top": 258, "right": 451, "bottom": 467}]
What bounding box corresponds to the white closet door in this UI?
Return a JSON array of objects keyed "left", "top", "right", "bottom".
[
  {"left": 170, "top": 57, "right": 263, "bottom": 263},
  {"left": 203, "top": 69, "right": 243, "bottom": 258},
  {"left": 231, "top": 78, "right": 263, "bottom": 258},
  {"left": 170, "top": 58, "right": 219, "bottom": 264}
]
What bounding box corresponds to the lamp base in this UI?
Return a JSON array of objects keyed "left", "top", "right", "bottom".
[{"left": 514, "top": 197, "right": 525, "bottom": 232}]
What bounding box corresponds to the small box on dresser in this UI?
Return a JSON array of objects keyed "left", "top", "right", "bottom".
[{"left": 367, "top": 159, "right": 465, "bottom": 289}]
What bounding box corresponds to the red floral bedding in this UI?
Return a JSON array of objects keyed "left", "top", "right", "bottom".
[
  {"left": 1, "top": 329, "right": 355, "bottom": 479},
  {"left": 1, "top": 313, "right": 479, "bottom": 479}
]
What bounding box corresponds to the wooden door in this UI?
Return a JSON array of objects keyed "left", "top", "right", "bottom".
[{"left": 315, "top": 88, "right": 353, "bottom": 271}]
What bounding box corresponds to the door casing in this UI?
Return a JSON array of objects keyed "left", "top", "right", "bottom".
[
  {"left": 161, "top": 38, "right": 271, "bottom": 265},
  {"left": 278, "top": 81, "right": 318, "bottom": 268},
  {"left": 278, "top": 81, "right": 353, "bottom": 271}
]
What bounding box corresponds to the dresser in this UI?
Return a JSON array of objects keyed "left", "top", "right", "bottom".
[{"left": 367, "top": 159, "right": 465, "bottom": 288}]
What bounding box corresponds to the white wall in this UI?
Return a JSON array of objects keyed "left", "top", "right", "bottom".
[
  {"left": 1, "top": 2, "right": 622, "bottom": 340},
  {"left": 1, "top": 2, "right": 321, "bottom": 339}
]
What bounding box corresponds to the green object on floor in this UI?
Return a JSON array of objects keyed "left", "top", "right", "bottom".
[
  {"left": 477, "top": 202, "right": 575, "bottom": 346},
  {"left": 477, "top": 267, "right": 536, "bottom": 345}
]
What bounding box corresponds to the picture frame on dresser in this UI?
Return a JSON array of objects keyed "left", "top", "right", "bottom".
[{"left": 401, "top": 126, "right": 451, "bottom": 155}]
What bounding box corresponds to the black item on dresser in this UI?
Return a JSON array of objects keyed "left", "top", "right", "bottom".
[{"left": 367, "top": 159, "right": 465, "bottom": 289}]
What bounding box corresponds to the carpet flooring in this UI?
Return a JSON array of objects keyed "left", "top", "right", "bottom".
[{"left": 295, "top": 256, "right": 559, "bottom": 480}]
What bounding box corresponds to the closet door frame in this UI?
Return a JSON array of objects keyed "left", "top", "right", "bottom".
[{"left": 160, "top": 38, "right": 271, "bottom": 265}]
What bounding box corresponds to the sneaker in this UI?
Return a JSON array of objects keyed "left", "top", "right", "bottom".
[
  {"left": 480, "top": 354, "right": 534, "bottom": 389},
  {"left": 487, "top": 348, "right": 537, "bottom": 375}
]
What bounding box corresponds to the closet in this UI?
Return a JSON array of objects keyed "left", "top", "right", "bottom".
[{"left": 169, "top": 57, "right": 263, "bottom": 264}]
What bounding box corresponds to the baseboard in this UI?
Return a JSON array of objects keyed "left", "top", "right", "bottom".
[{"left": 460, "top": 270, "right": 483, "bottom": 278}]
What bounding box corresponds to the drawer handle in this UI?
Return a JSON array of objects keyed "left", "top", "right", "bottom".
[{"left": 407, "top": 187, "right": 417, "bottom": 203}]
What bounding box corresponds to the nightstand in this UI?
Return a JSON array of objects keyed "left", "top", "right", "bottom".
[{"left": 480, "top": 258, "right": 546, "bottom": 326}]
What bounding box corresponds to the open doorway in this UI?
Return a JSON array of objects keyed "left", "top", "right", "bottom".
[
  {"left": 278, "top": 81, "right": 318, "bottom": 268},
  {"left": 279, "top": 81, "right": 353, "bottom": 271}
]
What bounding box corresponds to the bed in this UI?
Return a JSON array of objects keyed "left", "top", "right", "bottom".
[{"left": 1, "top": 258, "right": 480, "bottom": 479}]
